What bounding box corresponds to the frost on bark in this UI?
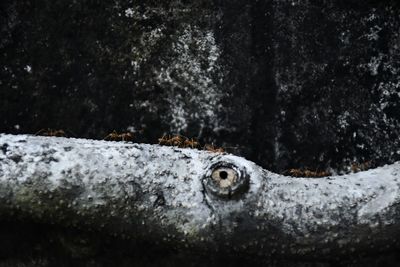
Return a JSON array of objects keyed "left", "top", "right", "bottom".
[{"left": 1, "top": 134, "right": 400, "bottom": 266}]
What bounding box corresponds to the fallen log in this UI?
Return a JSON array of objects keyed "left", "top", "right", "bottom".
[{"left": 0, "top": 133, "right": 400, "bottom": 262}]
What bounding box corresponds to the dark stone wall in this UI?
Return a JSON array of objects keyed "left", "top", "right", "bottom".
[
  {"left": 1, "top": 0, "right": 400, "bottom": 173},
  {"left": 0, "top": 0, "right": 221, "bottom": 143},
  {"left": 273, "top": 1, "right": 400, "bottom": 172}
]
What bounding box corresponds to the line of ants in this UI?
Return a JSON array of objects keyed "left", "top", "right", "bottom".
[
  {"left": 34, "top": 129, "right": 225, "bottom": 153},
  {"left": 33, "top": 129, "right": 373, "bottom": 176},
  {"left": 282, "top": 160, "right": 375, "bottom": 178}
]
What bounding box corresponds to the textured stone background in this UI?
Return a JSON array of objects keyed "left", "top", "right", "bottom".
[{"left": 2, "top": 0, "right": 400, "bottom": 174}]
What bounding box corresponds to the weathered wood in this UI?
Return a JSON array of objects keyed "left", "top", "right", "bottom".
[{"left": 1, "top": 133, "right": 400, "bottom": 262}]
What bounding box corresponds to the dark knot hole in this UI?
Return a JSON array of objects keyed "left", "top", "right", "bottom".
[{"left": 219, "top": 171, "right": 228, "bottom": 180}]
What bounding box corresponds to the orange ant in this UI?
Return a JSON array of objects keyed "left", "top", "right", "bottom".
[
  {"left": 158, "top": 135, "right": 200, "bottom": 149},
  {"left": 35, "top": 128, "right": 66, "bottom": 137},
  {"left": 285, "top": 168, "right": 331, "bottom": 178},
  {"left": 286, "top": 168, "right": 303, "bottom": 177},
  {"left": 104, "top": 131, "right": 134, "bottom": 142},
  {"left": 350, "top": 160, "right": 373, "bottom": 173},
  {"left": 158, "top": 134, "right": 184, "bottom": 146},
  {"left": 168, "top": 135, "right": 185, "bottom": 146},
  {"left": 183, "top": 138, "right": 200, "bottom": 149},
  {"left": 204, "top": 144, "right": 225, "bottom": 153},
  {"left": 158, "top": 134, "right": 170, "bottom": 145}
]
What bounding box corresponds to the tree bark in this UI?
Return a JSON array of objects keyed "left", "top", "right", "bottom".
[{"left": 1, "top": 133, "right": 400, "bottom": 265}]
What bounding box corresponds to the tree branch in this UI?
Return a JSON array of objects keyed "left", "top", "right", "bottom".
[{"left": 0, "top": 133, "right": 400, "bottom": 260}]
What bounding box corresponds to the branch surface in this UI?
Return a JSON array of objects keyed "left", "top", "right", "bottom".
[{"left": 0, "top": 134, "right": 400, "bottom": 260}]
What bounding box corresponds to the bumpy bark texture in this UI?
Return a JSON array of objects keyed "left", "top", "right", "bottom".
[{"left": 1, "top": 134, "right": 400, "bottom": 266}]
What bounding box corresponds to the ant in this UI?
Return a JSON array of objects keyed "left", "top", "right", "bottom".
[
  {"left": 168, "top": 135, "right": 185, "bottom": 147},
  {"left": 183, "top": 138, "right": 200, "bottom": 149},
  {"left": 104, "top": 131, "right": 134, "bottom": 142},
  {"left": 158, "top": 134, "right": 169, "bottom": 145},
  {"left": 158, "top": 135, "right": 200, "bottom": 149},
  {"left": 35, "top": 128, "right": 66, "bottom": 137},
  {"left": 204, "top": 144, "right": 225, "bottom": 153},
  {"left": 158, "top": 135, "right": 184, "bottom": 147},
  {"left": 350, "top": 160, "right": 374, "bottom": 173},
  {"left": 286, "top": 168, "right": 303, "bottom": 177},
  {"left": 285, "top": 168, "right": 331, "bottom": 178}
]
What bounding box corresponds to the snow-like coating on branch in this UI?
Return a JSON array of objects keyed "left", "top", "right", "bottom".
[{"left": 0, "top": 134, "right": 400, "bottom": 259}]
